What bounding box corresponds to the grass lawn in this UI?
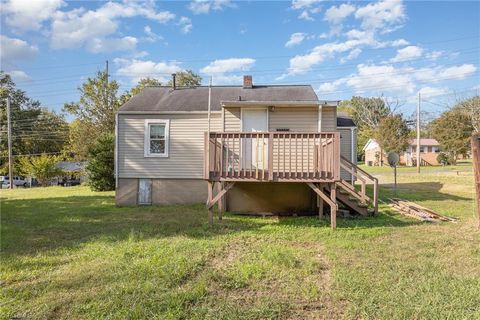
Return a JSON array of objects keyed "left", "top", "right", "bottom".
[{"left": 1, "top": 167, "right": 479, "bottom": 319}]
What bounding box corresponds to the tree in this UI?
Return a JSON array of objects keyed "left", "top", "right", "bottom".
[
  {"left": 339, "top": 96, "right": 392, "bottom": 159},
  {"left": 430, "top": 109, "right": 473, "bottom": 164},
  {"left": 453, "top": 95, "right": 480, "bottom": 133},
  {"left": 338, "top": 96, "right": 391, "bottom": 129},
  {"left": 119, "top": 77, "right": 162, "bottom": 105},
  {"left": 86, "top": 133, "right": 115, "bottom": 191},
  {"left": 63, "top": 71, "right": 120, "bottom": 159},
  {"left": 64, "top": 71, "right": 120, "bottom": 135},
  {"left": 375, "top": 114, "right": 410, "bottom": 154},
  {"left": 0, "top": 72, "right": 69, "bottom": 173},
  {"left": 166, "top": 70, "right": 202, "bottom": 87},
  {"left": 19, "top": 154, "right": 63, "bottom": 186}
]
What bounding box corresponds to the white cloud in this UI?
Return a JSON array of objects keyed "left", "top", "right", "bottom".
[
  {"left": 281, "top": 36, "right": 377, "bottom": 77},
  {"left": 390, "top": 45, "right": 424, "bottom": 63},
  {"left": 426, "top": 50, "right": 443, "bottom": 60},
  {"left": 7, "top": 70, "right": 32, "bottom": 82},
  {"left": 316, "top": 63, "right": 478, "bottom": 98},
  {"left": 144, "top": 25, "right": 163, "bottom": 43},
  {"left": 0, "top": 35, "right": 39, "bottom": 63},
  {"left": 178, "top": 16, "right": 193, "bottom": 34},
  {"left": 115, "top": 58, "right": 183, "bottom": 84},
  {"left": 417, "top": 86, "right": 447, "bottom": 98},
  {"left": 345, "top": 64, "right": 415, "bottom": 94},
  {"left": 291, "top": 0, "right": 322, "bottom": 21},
  {"left": 87, "top": 36, "right": 138, "bottom": 53},
  {"left": 354, "top": 0, "right": 405, "bottom": 33},
  {"left": 324, "top": 3, "right": 355, "bottom": 24},
  {"left": 50, "top": 1, "right": 175, "bottom": 52},
  {"left": 340, "top": 48, "right": 362, "bottom": 63},
  {"left": 188, "top": 0, "right": 236, "bottom": 15},
  {"left": 285, "top": 33, "right": 307, "bottom": 48},
  {"left": 389, "top": 39, "right": 409, "bottom": 47},
  {"left": 2, "top": 0, "right": 65, "bottom": 32},
  {"left": 437, "top": 64, "right": 477, "bottom": 79},
  {"left": 201, "top": 58, "right": 255, "bottom": 74},
  {"left": 200, "top": 58, "right": 255, "bottom": 84}
]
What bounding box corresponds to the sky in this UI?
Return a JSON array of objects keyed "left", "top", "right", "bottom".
[{"left": 1, "top": 0, "right": 479, "bottom": 120}]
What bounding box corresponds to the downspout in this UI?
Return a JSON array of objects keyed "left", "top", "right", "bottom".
[
  {"left": 115, "top": 112, "right": 119, "bottom": 189},
  {"left": 350, "top": 127, "right": 356, "bottom": 182}
]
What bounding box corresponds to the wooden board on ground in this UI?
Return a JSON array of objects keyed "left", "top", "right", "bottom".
[{"left": 389, "top": 198, "right": 458, "bottom": 222}]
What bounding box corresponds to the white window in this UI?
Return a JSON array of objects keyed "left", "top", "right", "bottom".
[{"left": 144, "top": 119, "right": 169, "bottom": 157}]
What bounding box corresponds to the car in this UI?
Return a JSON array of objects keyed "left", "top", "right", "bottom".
[
  {"left": 1, "top": 176, "right": 28, "bottom": 188},
  {"left": 58, "top": 177, "right": 81, "bottom": 187}
]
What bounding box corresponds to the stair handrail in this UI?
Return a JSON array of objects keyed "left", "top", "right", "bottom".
[{"left": 339, "top": 156, "right": 379, "bottom": 215}]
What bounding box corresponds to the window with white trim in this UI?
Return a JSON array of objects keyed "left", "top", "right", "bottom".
[{"left": 144, "top": 120, "right": 169, "bottom": 157}]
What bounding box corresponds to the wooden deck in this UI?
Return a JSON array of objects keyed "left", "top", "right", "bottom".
[
  {"left": 203, "top": 131, "right": 378, "bottom": 229},
  {"left": 204, "top": 132, "right": 341, "bottom": 182}
]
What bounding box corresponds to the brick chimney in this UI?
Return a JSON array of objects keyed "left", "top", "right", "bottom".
[{"left": 243, "top": 75, "right": 253, "bottom": 88}]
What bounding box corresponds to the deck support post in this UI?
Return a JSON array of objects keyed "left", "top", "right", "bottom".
[
  {"left": 330, "top": 183, "right": 337, "bottom": 229},
  {"left": 317, "top": 184, "right": 324, "bottom": 219},
  {"left": 207, "top": 181, "right": 214, "bottom": 226},
  {"left": 217, "top": 182, "right": 225, "bottom": 221}
]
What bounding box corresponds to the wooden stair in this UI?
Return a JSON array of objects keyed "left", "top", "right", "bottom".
[
  {"left": 336, "top": 157, "right": 379, "bottom": 216},
  {"left": 335, "top": 185, "right": 370, "bottom": 216}
]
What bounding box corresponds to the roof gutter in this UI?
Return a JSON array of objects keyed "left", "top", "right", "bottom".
[{"left": 221, "top": 100, "right": 322, "bottom": 107}]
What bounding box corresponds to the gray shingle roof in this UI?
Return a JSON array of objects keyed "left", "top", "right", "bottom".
[
  {"left": 337, "top": 112, "right": 356, "bottom": 127},
  {"left": 119, "top": 85, "right": 319, "bottom": 112}
]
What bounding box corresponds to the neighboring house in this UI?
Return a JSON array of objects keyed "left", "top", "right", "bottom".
[
  {"left": 363, "top": 138, "right": 440, "bottom": 166},
  {"left": 54, "top": 161, "right": 87, "bottom": 185},
  {"left": 363, "top": 139, "right": 386, "bottom": 166},
  {"left": 403, "top": 138, "right": 440, "bottom": 166},
  {"left": 116, "top": 75, "right": 378, "bottom": 228}
]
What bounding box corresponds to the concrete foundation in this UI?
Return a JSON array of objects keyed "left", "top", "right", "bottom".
[{"left": 116, "top": 178, "right": 208, "bottom": 206}]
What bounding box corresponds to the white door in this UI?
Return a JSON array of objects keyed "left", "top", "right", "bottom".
[
  {"left": 242, "top": 109, "right": 268, "bottom": 170},
  {"left": 138, "top": 179, "right": 152, "bottom": 204}
]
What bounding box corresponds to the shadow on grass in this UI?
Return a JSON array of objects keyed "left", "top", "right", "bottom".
[
  {"left": 2, "top": 189, "right": 426, "bottom": 258},
  {"left": 1, "top": 194, "right": 270, "bottom": 256},
  {"left": 378, "top": 181, "right": 471, "bottom": 202}
]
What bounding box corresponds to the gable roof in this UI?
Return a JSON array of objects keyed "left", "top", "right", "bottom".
[
  {"left": 337, "top": 112, "right": 356, "bottom": 127},
  {"left": 119, "top": 85, "right": 319, "bottom": 112},
  {"left": 408, "top": 138, "right": 439, "bottom": 146}
]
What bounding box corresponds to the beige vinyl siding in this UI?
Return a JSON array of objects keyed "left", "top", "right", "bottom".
[
  {"left": 321, "top": 106, "right": 336, "bottom": 131},
  {"left": 224, "top": 107, "right": 241, "bottom": 132},
  {"left": 118, "top": 113, "right": 221, "bottom": 179},
  {"left": 268, "top": 107, "right": 318, "bottom": 172},
  {"left": 269, "top": 107, "right": 318, "bottom": 132},
  {"left": 338, "top": 128, "right": 356, "bottom": 180}
]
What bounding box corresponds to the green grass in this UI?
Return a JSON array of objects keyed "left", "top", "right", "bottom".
[
  {"left": 1, "top": 167, "right": 479, "bottom": 319},
  {"left": 359, "top": 159, "right": 473, "bottom": 175}
]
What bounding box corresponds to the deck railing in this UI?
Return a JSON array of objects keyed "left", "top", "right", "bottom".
[{"left": 204, "top": 132, "right": 340, "bottom": 182}]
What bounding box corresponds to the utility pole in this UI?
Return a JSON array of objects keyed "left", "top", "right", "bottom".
[
  {"left": 416, "top": 92, "right": 421, "bottom": 173},
  {"left": 6, "top": 96, "right": 13, "bottom": 189}
]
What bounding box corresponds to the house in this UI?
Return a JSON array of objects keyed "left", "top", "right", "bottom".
[
  {"left": 403, "top": 138, "right": 440, "bottom": 166},
  {"left": 115, "top": 75, "right": 378, "bottom": 228},
  {"left": 363, "top": 138, "right": 440, "bottom": 166}
]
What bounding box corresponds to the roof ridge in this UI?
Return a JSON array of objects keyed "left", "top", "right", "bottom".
[{"left": 144, "top": 84, "right": 314, "bottom": 88}]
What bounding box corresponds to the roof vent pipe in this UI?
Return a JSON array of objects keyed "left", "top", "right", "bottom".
[{"left": 171, "top": 73, "right": 176, "bottom": 90}]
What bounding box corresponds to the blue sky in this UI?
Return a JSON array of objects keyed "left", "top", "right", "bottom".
[{"left": 1, "top": 0, "right": 479, "bottom": 120}]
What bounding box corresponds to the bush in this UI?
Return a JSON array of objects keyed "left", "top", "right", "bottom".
[
  {"left": 86, "top": 133, "right": 115, "bottom": 191},
  {"left": 436, "top": 152, "right": 450, "bottom": 165},
  {"left": 19, "top": 154, "right": 63, "bottom": 186}
]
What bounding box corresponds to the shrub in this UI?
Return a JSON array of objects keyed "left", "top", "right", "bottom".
[
  {"left": 86, "top": 133, "right": 115, "bottom": 191},
  {"left": 19, "top": 154, "right": 63, "bottom": 186},
  {"left": 436, "top": 152, "right": 450, "bottom": 165}
]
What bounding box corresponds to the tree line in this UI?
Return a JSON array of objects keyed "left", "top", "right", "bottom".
[
  {"left": 0, "top": 70, "right": 201, "bottom": 190},
  {"left": 339, "top": 94, "right": 478, "bottom": 164},
  {"left": 1, "top": 69, "right": 478, "bottom": 190}
]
